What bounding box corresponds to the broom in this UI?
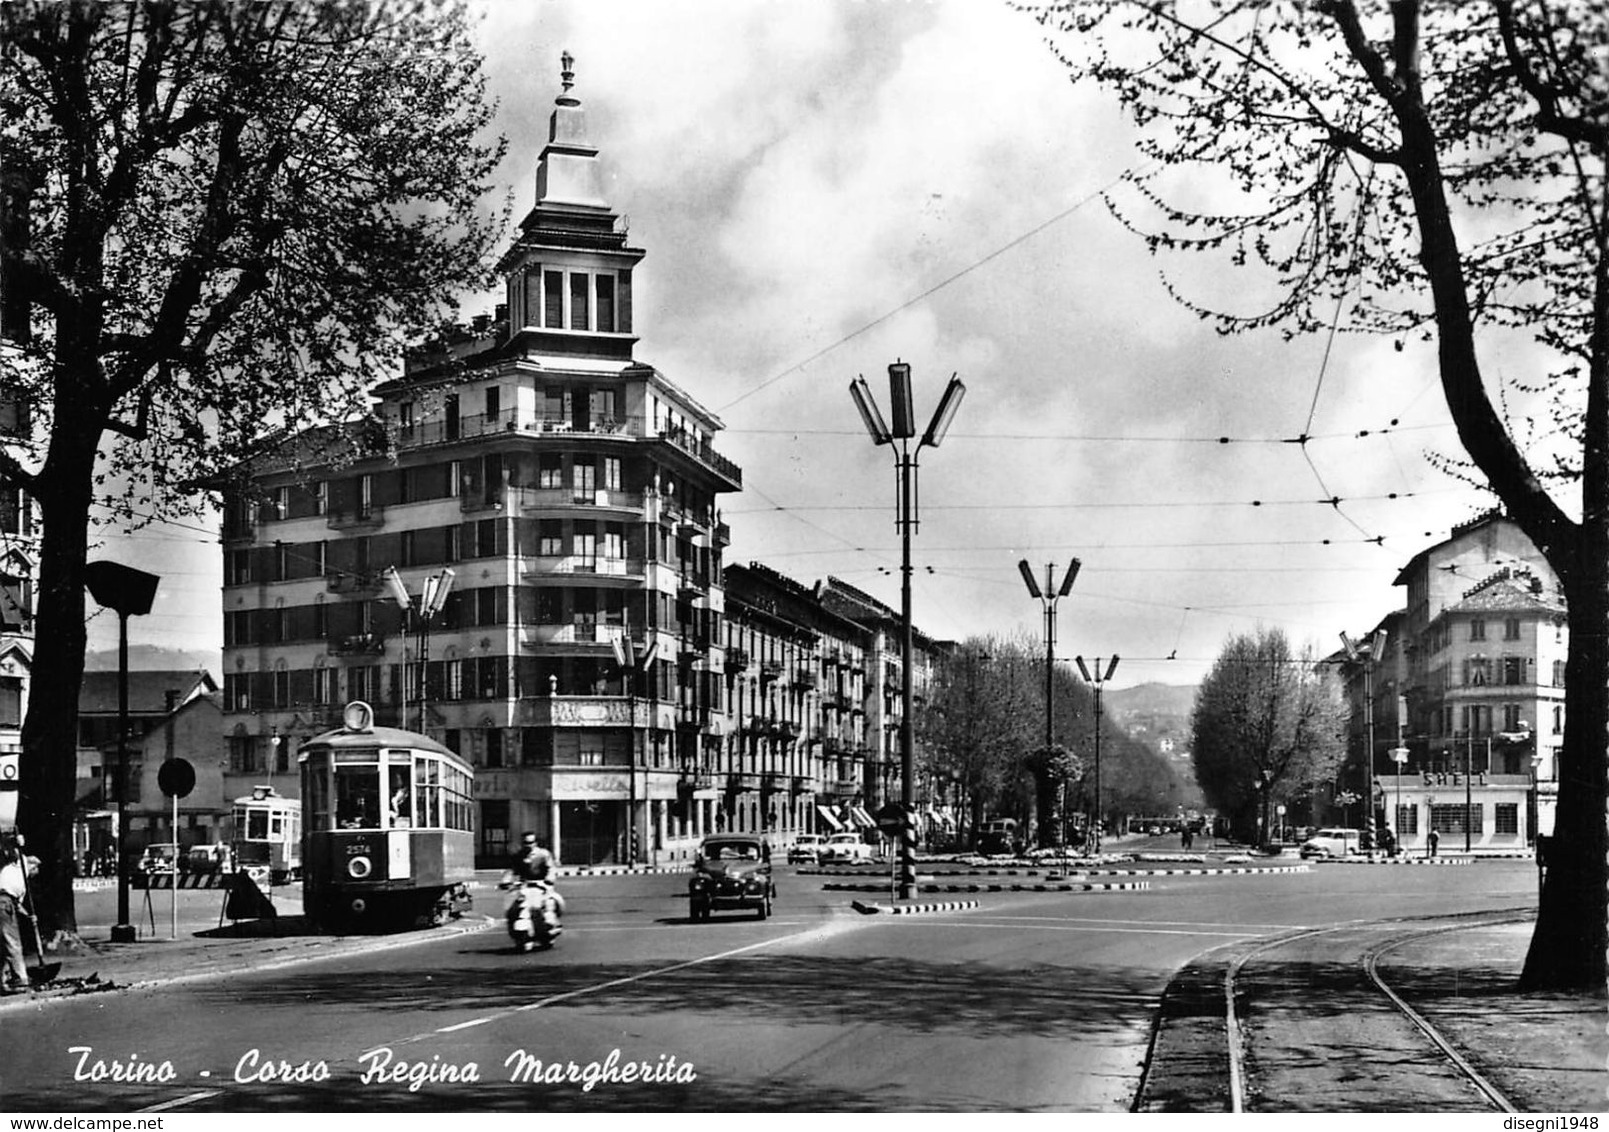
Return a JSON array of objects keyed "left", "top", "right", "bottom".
[{"left": 17, "top": 852, "right": 61, "bottom": 985}]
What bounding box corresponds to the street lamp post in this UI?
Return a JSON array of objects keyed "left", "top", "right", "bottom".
[
  {"left": 850, "top": 361, "right": 966, "bottom": 900},
  {"left": 384, "top": 566, "right": 456, "bottom": 733},
  {"left": 85, "top": 561, "right": 161, "bottom": 944},
  {"left": 1074, "top": 655, "right": 1119, "bottom": 857},
  {"left": 612, "top": 627, "right": 659, "bottom": 867},
  {"left": 1340, "top": 630, "right": 1387, "bottom": 860},
  {"left": 1019, "top": 558, "right": 1081, "bottom": 847}
]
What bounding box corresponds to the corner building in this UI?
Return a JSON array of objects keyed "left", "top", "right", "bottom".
[{"left": 219, "top": 58, "right": 740, "bottom": 866}]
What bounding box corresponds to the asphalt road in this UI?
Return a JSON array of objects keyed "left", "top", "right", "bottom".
[{"left": 1, "top": 859, "right": 1538, "bottom": 1112}]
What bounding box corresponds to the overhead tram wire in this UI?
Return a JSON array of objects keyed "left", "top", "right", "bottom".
[{"left": 715, "top": 166, "right": 1153, "bottom": 416}]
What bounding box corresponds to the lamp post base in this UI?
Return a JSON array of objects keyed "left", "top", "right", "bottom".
[{"left": 110, "top": 923, "right": 136, "bottom": 943}]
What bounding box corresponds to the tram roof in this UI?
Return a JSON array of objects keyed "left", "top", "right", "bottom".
[{"left": 299, "top": 724, "right": 465, "bottom": 764}]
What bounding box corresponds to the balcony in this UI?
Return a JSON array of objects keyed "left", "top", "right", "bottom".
[
  {"left": 795, "top": 668, "right": 818, "bottom": 689},
  {"left": 326, "top": 506, "right": 384, "bottom": 531},
  {"left": 520, "top": 555, "right": 645, "bottom": 585},
  {"left": 517, "top": 486, "right": 644, "bottom": 515},
  {"left": 328, "top": 632, "right": 385, "bottom": 656},
  {"left": 518, "top": 622, "right": 634, "bottom": 651},
  {"left": 518, "top": 694, "right": 636, "bottom": 728},
  {"left": 727, "top": 648, "right": 750, "bottom": 671},
  {"left": 760, "top": 660, "right": 784, "bottom": 682},
  {"left": 656, "top": 426, "right": 742, "bottom": 490}
]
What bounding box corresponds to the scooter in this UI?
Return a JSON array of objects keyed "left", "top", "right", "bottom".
[{"left": 505, "top": 880, "right": 562, "bottom": 952}]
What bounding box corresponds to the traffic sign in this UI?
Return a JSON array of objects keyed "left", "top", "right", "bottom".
[
  {"left": 874, "top": 802, "right": 908, "bottom": 834},
  {"left": 157, "top": 757, "right": 195, "bottom": 799}
]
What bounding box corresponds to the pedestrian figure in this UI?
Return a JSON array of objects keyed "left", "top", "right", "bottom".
[
  {"left": 1427, "top": 828, "right": 1439, "bottom": 858},
  {"left": 0, "top": 835, "right": 40, "bottom": 994}
]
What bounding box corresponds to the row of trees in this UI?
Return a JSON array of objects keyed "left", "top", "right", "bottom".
[{"left": 917, "top": 635, "right": 1192, "bottom": 848}]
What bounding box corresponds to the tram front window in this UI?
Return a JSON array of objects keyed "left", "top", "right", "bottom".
[
  {"left": 246, "top": 810, "right": 269, "bottom": 840},
  {"left": 335, "top": 765, "right": 381, "bottom": 830}
]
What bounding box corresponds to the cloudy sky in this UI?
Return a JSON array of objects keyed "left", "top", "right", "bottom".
[{"left": 91, "top": 0, "right": 1505, "bottom": 687}]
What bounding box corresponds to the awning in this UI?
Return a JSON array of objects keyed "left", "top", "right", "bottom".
[
  {"left": 850, "top": 806, "right": 876, "bottom": 830},
  {"left": 816, "top": 805, "right": 844, "bottom": 832}
]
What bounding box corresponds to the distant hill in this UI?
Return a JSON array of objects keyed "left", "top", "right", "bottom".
[
  {"left": 84, "top": 646, "right": 220, "bottom": 675},
  {"left": 1106, "top": 682, "right": 1197, "bottom": 719}
]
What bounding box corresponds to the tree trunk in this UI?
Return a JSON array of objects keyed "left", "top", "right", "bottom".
[
  {"left": 1520, "top": 537, "right": 1609, "bottom": 994},
  {"left": 19, "top": 437, "right": 98, "bottom": 943}
]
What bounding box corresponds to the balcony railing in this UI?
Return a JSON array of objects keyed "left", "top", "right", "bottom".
[
  {"left": 657, "top": 425, "right": 742, "bottom": 487},
  {"left": 327, "top": 632, "right": 385, "bottom": 656},
  {"left": 325, "top": 572, "right": 382, "bottom": 595},
  {"left": 521, "top": 555, "right": 645, "bottom": 582},
  {"left": 326, "top": 506, "right": 384, "bottom": 530},
  {"left": 519, "top": 622, "right": 633, "bottom": 649},
  {"left": 727, "top": 648, "right": 750, "bottom": 671}
]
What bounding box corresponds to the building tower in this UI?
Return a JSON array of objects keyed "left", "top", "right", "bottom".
[{"left": 219, "top": 55, "right": 741, "bottom": 866}]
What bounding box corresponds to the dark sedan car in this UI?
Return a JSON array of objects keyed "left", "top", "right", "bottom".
[{"left": 689, "top": 835, "right": 775, "bottom": 921}]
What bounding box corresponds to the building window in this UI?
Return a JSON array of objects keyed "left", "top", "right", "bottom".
[
  {"left": 544, "top": 270, "right": 563, "bottom": 327},
  {"left": 443, "top": 659, "right": 463, "bottom": 701},
  {"left": 569, "top": 273, "right": 589, "bottom": 330},
  {"left": 1429, "top": 804, "right": 1482, "bottom": 834},
  {"left": 1552, "top": 660, "right": 1566, "bottom": 687},
  {"left": 1395, "top": 805, "right": 1418, "bottom": 835},
  {"left": 400, "top": 402, "right": 415, "bottom": 437},
  {"left": 1495, "top": 803, "right": 1519, "bottom": 835},
  {"left": 539, "top": 454, "right": 562, "bottom": 489},
  {"left": 596, "top": 274, "right": 615, "bottom": 332},
  {"left": 485, "top": 729, "right": 503, "bottom": 769},
  {"left": 1502, "top": 656, "right": 1524, "bottom": 686},
  {"left": 1553, "top": 705, "right": 1564, "bottom": 734},
  {"left": 602, "top": 456, "right": 621, "bottom": 492},
  {"left": 402, "top": 530, "right": 417, "bottom": 567},
  {"left": 1465, "top": 657, "right": 1488, "bottom": 686},
  {"left": 485, "top": 386, "right": 501, "bottom": 422},
  {"left": 314, "top": 481, "right": 327, "bottom": 516},
  {"left": 1502, "top": 704, "right": 1523, "bottom": 731},
  {"left": 1503, "top": 617, "right": 1520, "bottom": 640},
  {"left": 313, "top": 666, "right": 336, "bottom": 705},
  {"left": 539, "top": 520, "right": 562, "bottom": 557}
]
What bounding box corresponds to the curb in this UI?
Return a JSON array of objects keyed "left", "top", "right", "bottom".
[
  {"left": 825, "top": 880, "right": 1152, "bottom": 894},
  {"left": 1089, "top": 866, "right": 1311, "bottom": 877},
  {"left": 1316, "top": 857, "right": 1474, "bottom": 866},
  {"left": 2, "top": 915, "right": 499, "bottom": 1011},
  {"left": 850, "top": 899, "right": 980, "bottom": 915}
]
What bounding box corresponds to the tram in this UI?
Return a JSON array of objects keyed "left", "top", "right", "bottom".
[
  {"left": 299, "top": 701, "right": 476, "bottom": 931},
  {"left": 232, "top": 785, "right": 302, "bottom": 884}
]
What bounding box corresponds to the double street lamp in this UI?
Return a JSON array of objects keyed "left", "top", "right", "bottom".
[
  {"left": 1074, "top": 655, "right": 1119, "bottom": 857},
  {"left": 1020, "top": 559, "right": 1080, "bottom": 847},
  {"left": 384, "top": 566, "right": 456, "bottom": 733},
  {"left": 850, "top": 361, "right": 966, "bottom": 900}
]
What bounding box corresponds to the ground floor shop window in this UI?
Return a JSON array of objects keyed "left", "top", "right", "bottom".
[
  {"left": 1429, "top": 803, "right": 1482, "bottom": 834},
  {"left": 1395, "top": 805, "right": 1418, "bottom": 835}
]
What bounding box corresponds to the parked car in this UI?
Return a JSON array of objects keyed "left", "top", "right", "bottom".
[
  {"left": 787, "top": 834, "right": 826, "bottom": 865},
  {"left": 186, "top": 844, "right": 233, "bottom": 875},
  {"left": 819, "top": 832, "right": 875, "bottom": 864},
  {"left": 135, "top": 843, "right": 178, "bottom": 875},
  {"left": 976, "top": 818, "right": 1022, "bottom": 856},
  {"left": 1300, "top": 828, "right": 1362, "bottom": 859},
  {"left": 688, "top": 835, "right": 775, "bottom": 920}
]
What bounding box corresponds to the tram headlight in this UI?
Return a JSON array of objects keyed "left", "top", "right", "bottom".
[{"left": 347, "top": 855, "right": 373, "bottom": 880}]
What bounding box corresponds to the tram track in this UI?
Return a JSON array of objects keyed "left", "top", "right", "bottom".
[
  {"left": 1225, "top": 913, "right": 1530, "bottom": 1111},
  {"left": 1137, "top": 911, "right": 1535, "bottom": 1112}
]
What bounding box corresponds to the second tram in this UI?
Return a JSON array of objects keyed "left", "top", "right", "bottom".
[
  {"left": 299, "top": 701, "right": 475, "bottom": 931},
  {"left": 232, "top": 785, "right": 302, "bottom": 884}
]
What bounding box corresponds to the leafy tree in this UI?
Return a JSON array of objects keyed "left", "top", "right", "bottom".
[
  {"left": 1024, "top": 0, "right": 1609, "bottom": 993},
  {"left": 0, "top": 0, "right": 505, "bottom": 942},
  {"left": 1191, "top": 629, "right": 1346, "bottom": 844},
  {"left": 1023, "top": 743, "right": 1082, "bottom": 848}
]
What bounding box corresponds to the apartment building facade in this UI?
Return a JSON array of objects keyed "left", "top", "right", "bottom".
[{"left": 1339, "top": 511, "right": 1565, "bottom": 850}]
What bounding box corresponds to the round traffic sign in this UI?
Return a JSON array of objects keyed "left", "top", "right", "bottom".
[{"left": 157, "top": 757, "right": 196, "bottom": 799}]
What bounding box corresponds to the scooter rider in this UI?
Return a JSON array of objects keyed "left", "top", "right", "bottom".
[{"left": 502, "top": 832, "right": 565, "bottom": 915}]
